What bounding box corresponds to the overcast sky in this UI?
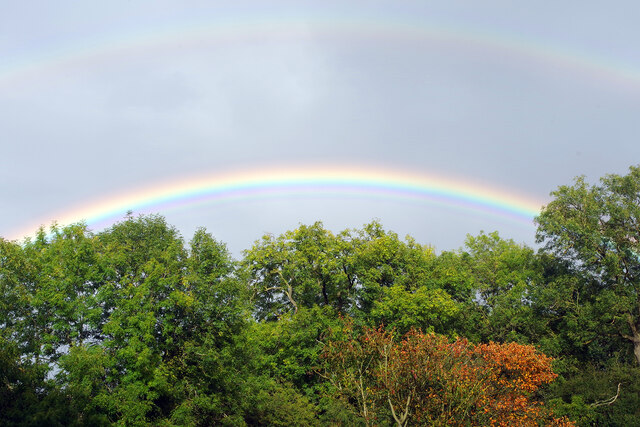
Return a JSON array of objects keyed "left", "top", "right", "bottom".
[{"left": 2, "top": 1, "right": 639, "bottom": 256}]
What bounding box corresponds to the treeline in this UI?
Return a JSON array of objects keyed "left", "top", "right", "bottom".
[{"left": 1, "top": 166, "right": 640, "bottom": 426}]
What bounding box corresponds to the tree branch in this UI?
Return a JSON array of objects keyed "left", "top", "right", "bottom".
[
  {"left": 275, "top": 270, "right": 298, "bottom": 315},
  {"left": 590, "top": 383, "right": 621, "bottom": 408}
]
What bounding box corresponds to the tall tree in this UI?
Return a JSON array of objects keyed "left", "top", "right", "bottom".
[
  {"left": 43, "top": 215, "right": 248, "bottom": 424},
  {"left": 536, "top": 166, "right": 640, "bottom": 364},
  {"left": 243, "top": 222, "right": 353, "bottom": 320},
  {"left": 1, "top": 223, "right": 104, "bottom": 364},
  {"left": 345, "top": 221, "right": 437, "bottom": 314},
  {"left": 463, "top": 231, "right": 545, "bottom": 344}
]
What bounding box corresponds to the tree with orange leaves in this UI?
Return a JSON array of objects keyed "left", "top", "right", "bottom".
[{"left": 320, "top": 320, "right": 574, "bottom": 426}]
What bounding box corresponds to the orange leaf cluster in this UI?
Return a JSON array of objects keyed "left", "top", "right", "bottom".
[{"left": 321, "top": 322, "right": 574, "bottom": 426}]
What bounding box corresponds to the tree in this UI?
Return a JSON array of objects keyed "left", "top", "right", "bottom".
[
  {"left": 536, "top": 166, "right": 640, "bottom": 365},
  {"left": 345, "top": 222, "right": 438, "bottom": 314},
  {"left": 1, "top": 230, "right": 108, "bottom": 425},
  {"left": 243, "top": 222, "right": 354, "bottom": 320},
  {"left": 463, "top": 231, "right": 546, "bottom": 344},
  {"left": 1, "top": 223, "right": 105, "bottom": 365},
  {"left": 0, "top": 336, "right": 96, "bottom": 426},
  {"left": 1, "top": 214, "right": 249, "bottom": 425},
  {"left": 243, "top": 220, "right": 468, "bottom": 338},
  {"left": 320, "top": 319, "right": 573, "bottom": 426}
]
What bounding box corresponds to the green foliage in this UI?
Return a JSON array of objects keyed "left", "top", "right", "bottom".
[
  {"left": 2, "top": 215, "right": 251, "bottom": 425},
  {"left": 240, "top": 376, "right": 320, "bottom": 427},
  {"left": 548, "top": 364, "right": 640, "bottom": 426},
  {"left": 462, "top": 231, "right": 545, "bottom": 344},
  {"left": 0, "top": 336, "right": 98, "bottom": 426},
  {"left": 1, "top": 223, "right": 105, "bottom": 363},
  {"left": 247, "top": 306, "right": 340, "bottom": 391},
  {"left": 423, "top": 249, "right": 475, "bottom": 303},
  {"left": 537, "top": 166, "right": 640, "bottom": 365},
  {"left": 243, "top": 222, "right": 355, "bottom": 319},
  {"left": 370, "top": 285, "right": 459, "bottom": 335},
  {"left": 345, "top": 222, "right": 437, "bottom": 314}
]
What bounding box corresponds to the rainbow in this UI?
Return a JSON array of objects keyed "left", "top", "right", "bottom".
[
  {"left": 1, "top": 14, "right": 639, "bottom": 91},
  {"left": 8, "top": 165, "right": 546, "bottom": 240}
]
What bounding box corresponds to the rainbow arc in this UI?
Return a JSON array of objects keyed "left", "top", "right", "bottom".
[
  {"left": 1, "top": 16, "right": 639, "bottom": 91},
  {"left": 9, "top": 165, "right": 545, "bottom": 240}
]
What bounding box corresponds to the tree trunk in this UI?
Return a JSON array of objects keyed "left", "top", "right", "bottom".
[{"left": 622, "top": 313, "right": 640, "bottom": 365}]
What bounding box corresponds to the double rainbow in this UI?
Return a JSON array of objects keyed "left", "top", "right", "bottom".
[{"left": 4, "top": 13, "right": 591, "bottom": 240}]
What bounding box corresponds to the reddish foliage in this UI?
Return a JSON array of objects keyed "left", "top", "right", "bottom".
[{"left": 320, "top": 320, "right": 574, "bottom": 426}]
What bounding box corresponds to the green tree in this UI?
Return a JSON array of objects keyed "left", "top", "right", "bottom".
[
  {"left": 1, "top": 231, "right": 108, "bottom": 425},
  {"left": 345, "top": 222, "right": 437, "bottom": 314},
  {"left": 0, "top": 336, "right": 95, "bottom": 426},
  {"left": 243, "top": 221, "right": 463, "bottom": 337},
  {"left": 536, "top": 166, "right": 640, "bottom": 365},
  {"left": 243, "top": 222, "right": 357, "bottom": 320},
  {"left": 463, "top": 231, "right": 545, "bottom": 344},
  {"left": 0, "top": 237, "right": 31, "bottom": 352},
  {"left": 246, "top": 306, "right": 339, "bottom": 392},
  {"left": 1, "top": 224, "right": 105, "bottom": 365},
  {"left": 36, "top": 215, "right": 248, "bottom": 425}
]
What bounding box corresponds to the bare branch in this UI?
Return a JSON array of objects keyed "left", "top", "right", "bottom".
[{"left": 590, "top": 383, "right": 621, "bottom": 408}]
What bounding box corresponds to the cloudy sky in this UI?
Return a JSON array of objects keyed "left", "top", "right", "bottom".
[{"left": 2, "top": 1, "right": 639, "bottom": 256}]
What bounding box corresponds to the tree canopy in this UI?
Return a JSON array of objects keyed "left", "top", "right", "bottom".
[{"left": 537, "top": 166, "right": 640, "bottom": 365}]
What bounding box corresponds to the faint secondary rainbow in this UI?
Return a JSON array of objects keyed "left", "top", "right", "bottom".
[
  {"left": 9, "top": 166, "right": 545, "bottom": 241},
  {"left": 1, "top": 14, "right": 640, "bottom": 91}
]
